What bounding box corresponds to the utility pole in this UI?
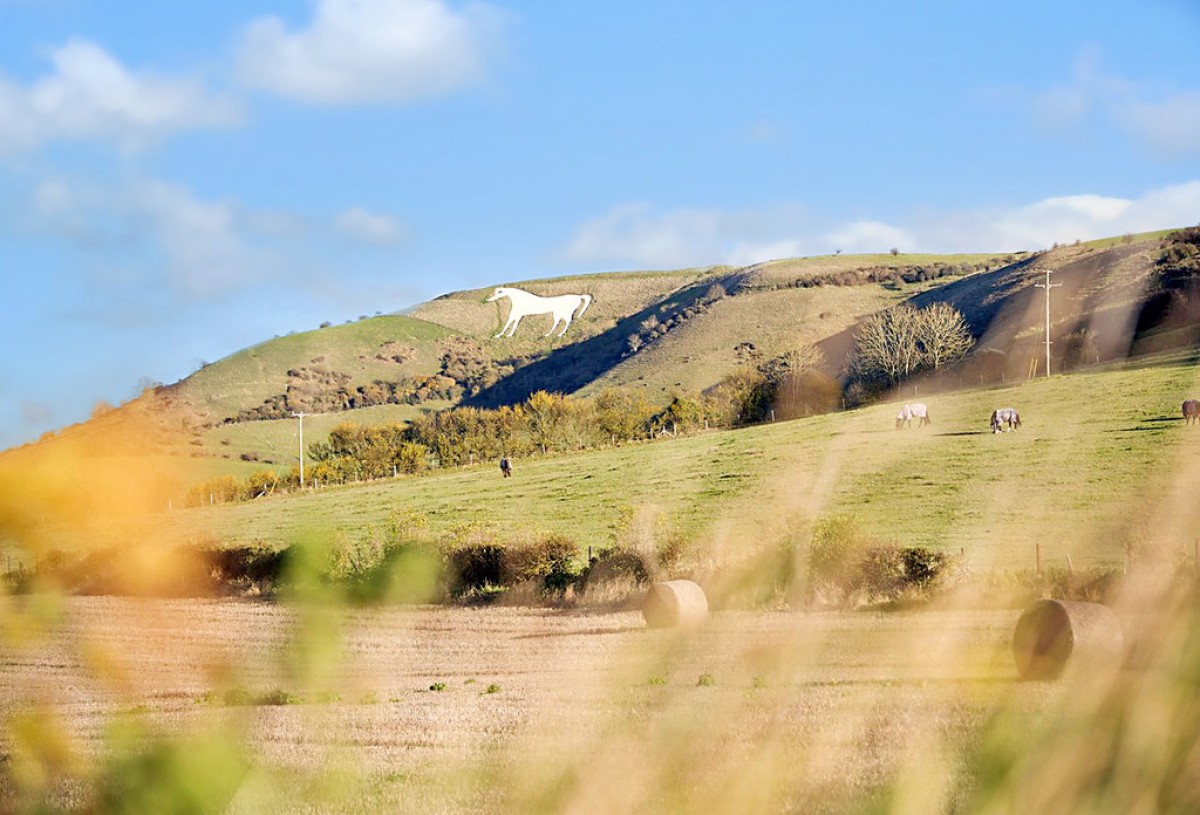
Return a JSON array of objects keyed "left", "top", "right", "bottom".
[
  {"left": 292, "top": 411, "right": 307, "bottom": 487},
  {"left": 1034, "top": 269, "right": 1061, "bottom": 378}
]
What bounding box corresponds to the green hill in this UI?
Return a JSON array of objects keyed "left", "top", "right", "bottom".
[{"left": 11, "top": 227, "right": 1198, "bottom": 498}]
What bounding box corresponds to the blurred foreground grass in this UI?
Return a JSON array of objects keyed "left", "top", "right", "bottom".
[
  {"left": 2, "top": 575, "right": 1200, "bottom": 812},
  {"left": 3, "top": 353, "right": 1200, "bottom": 812}
]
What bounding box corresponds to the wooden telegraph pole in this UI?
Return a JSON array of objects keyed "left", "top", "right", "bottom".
[
  {"left": 1034, "top": 269, "right": 1061, "bottom": 377},
  {"left": 292, "top": 411, "right": 307, "bottom": 487}
]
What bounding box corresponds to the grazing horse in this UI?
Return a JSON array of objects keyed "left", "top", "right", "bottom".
[
  {"left": 990, "top": 407, "right": 1021, "bottom": 433},
  {"left": 486, "top": 286, "right": 593, "bottom": 338},
  {"left": 1183, "top": 399, "right": 1200, "bottom": 426},
  {"left": 896, "top": 403, "right": 930, "bottom": 429}
]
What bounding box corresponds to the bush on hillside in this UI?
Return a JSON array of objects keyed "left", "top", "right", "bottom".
[{"left": 806, "top": 515, "right": 874, "bottom": 602}]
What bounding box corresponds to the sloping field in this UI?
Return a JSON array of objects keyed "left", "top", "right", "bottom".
[
  {"left": 151, "top": 353, "right": 1200, "bottom": 571},
  {"left": 582, "top": 282, "right": 899, "bottom": 398},
  {"left": 174, "top": 315, "right": 456, "bottom": 423}
]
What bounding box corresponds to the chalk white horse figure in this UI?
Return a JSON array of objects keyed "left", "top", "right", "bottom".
[
  {"left": 486, "top": 286, "right": 592, "bottom": 338},
  {"left": 896, "top": 403, "right": 930, "bottom": 429}
]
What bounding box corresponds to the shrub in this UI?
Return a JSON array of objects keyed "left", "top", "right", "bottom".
[
  {"left": 506, "top": 534, "right": 581, "bottom": 594},
  {"left": 859, "top": 546, "right": 907, "bottom": 600},
  {"left": 345, "top": 541, "right": 446, "bottom": 604},
  {"left": 448, "top": 544, "right": 507, "bottom": 596},
  {"left": 859, "top": 545, "right": 954, "bottom": 604},
  {"left": 207, "top": 546, "right": 288, "bottom": 593},
  {"left": 584, "top": 547, "right": 651, "bottom": 586},
  {"left": 807, "top": 515, "right": 873, "bottom": 596}
]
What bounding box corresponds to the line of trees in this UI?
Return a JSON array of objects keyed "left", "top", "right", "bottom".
[{"left": 185, "top": 345, "right": 835, "bottom": 506}]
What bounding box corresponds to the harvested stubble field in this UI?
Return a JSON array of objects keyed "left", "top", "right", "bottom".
[{"left": 4, "top": 596, "right": 1067, "bottom": 813}]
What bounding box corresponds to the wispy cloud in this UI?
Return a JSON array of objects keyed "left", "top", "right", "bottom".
[
  {"left": 562, "top": 202, "right": 815, "bottom": 269},
  {"left": 0, "top": 40, "right": 239, "bottom": 154},
  {"left": 236, "top": 0, "right": 507, "bottom": 106},
  {"left": 335, "top": 206, "right": 409, "bottom": 245},
  {"left": 1029, "top": 49, "right": 1200, "bottom": 158},
  {"left": 562, "top": 181, "right": 1200, "bottom": 268},
  {"left": 28, "top": 176, "right": 277, "bottom": 301}
]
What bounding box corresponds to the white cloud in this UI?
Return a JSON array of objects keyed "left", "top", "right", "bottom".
[
  {"left": 1121, "top": 91, "right": 1200, "bottom": 157},
  {"left": 0, "top": 40, "right": 239, "bottom": 153},
  {"left": 336, "top": 206, "right": 408, "bottom": 244},
  {"left": 562, "top": 181, "right": 1200, "bottom": 268},
  {"left": 129, "top": 180, "right": 264, "bottom": 297},
  {"left": 563, "top": 203, "right": 815, "bottom": 269},
  {"left": 236, "top": 0, "right": 506, "bottom": 105},
  {"left": 826, "top": 221, "right": 914, "bottom": 254},
  {"left": 911, "top": 183, "right": 1200, "bottom": 252},
  {"left": 29, "top": 176, "right": 271, "bottom": 299},
  {"left": 1030, "top": 50, "right": 1200, "bottom": 158}
]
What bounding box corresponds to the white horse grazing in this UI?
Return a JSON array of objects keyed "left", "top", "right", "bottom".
[
  {"left": 486, "top": 286, "right": 593, "bottom": 338},
  {"left": 896, "top": 403, "right": 930, "bottom": 429},
  {"left": 990, "top": 407, "right": 1021, "bottom": 433}
]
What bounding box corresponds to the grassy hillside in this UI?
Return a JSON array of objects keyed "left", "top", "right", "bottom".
[
  {"left": 140, "top": 350, "right": 1200, "bottom": 571},
  {"left": 173, "top": 314, "right": 456, "bottom": 422},
  {"left": 16, "top": 229, "right": 1194, "bottom": 488},
  {"left": 407, "top": 268, "right": 716, "bottom": 338}
]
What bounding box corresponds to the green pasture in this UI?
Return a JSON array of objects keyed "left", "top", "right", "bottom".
[
  {"left": 166, "top": 353, "right": 1200, "bottom": 571},
  {"left": 197, "top": 402, "right": 450, "bottom": 469},
  {"left": 177, "top": 314, "right": 454, "bottom": 421}
]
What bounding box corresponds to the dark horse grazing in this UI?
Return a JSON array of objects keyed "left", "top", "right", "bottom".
[
  {"left": 499, "top": 457, "right": 512, "bottom": 477},
  {"left": 990, "top": 408, "right": 1021, "bottom": 433},
  {"left": 1184, "top": 400, "right": 1200, "bottom": 425}
]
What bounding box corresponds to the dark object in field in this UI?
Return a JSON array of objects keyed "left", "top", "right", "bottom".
[
  {"left": 990, "top": 407, "right": 1021, "bottom": 433},
  {"left": 1012, "top": 599, "right": 1124, "bottom": 680},
  {"left": 642, "top": 580, "right": 708, "bottom": 628},
  {"left": 500, "top": 457, "right": 512, "bottom": 477},
  {"left": 1183, "top": 399, "right": 1200, "bottom": 425}
]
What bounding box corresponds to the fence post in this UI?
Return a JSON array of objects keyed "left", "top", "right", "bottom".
[{"left": 1035, "top": 543, "right": 1041, "bottom": 576}]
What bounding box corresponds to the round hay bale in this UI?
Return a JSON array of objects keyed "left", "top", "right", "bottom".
[
  {"left": 642, "top": 580, "right": 708, "bottom": 629},
  {"left": 1012, "top": 599, "right": 1124, "bottom": 680}
]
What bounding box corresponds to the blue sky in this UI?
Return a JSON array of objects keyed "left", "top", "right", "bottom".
[{"left": 2, "top": 0, "right": 1199, "bottom": 449}]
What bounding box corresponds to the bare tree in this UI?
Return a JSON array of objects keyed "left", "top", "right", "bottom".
[
  {"left": 850, "top": 304, "right": 925, "bottom": 385},
  {"left": 850, "top": 302, "right": 973, "bottom": 386},
  {"left": 917, "top": 301, "right": 974, "bottom": 370}
]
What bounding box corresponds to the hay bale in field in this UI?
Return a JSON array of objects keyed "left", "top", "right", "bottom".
[
  {"left": 1012, "top": 599, "right": 1124, "bottom": 680},
  {"left": 642, "top": 580, "right": 708, "bottom": 628}
]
